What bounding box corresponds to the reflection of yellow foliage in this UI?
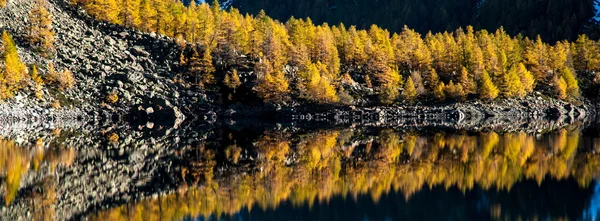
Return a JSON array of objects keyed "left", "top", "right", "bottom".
[
  {"left": 0, "top": 138, "right": 75, "bottom": 206},
  {"left": 91, "top": 128, "right": 600, "bottom": 220}
]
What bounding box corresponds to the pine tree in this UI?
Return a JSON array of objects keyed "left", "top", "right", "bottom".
[
  {"left": 479, "top": 70, "right": 499, "bottom": 100},
  {"left": 28, "top": 0, "right": 55, "bottom": 57},
  {"left": 255, "top": 58, "right": 289, "bottom": 103},
  {"left": 434, "top": 81, "right": 445, "bottom": 101},
  {"left": 501, "top": 66, "right": 526, "bottom": 98},
  {"left": 561, "top": 67, "right": 579, "bottom": 99},
  {"left": 459, "top": 66, "right": 475, "bottom": 95},
  {"left": 224, "top": 69, "right": 242, "bottom": 91},
  {"left": 139, "top": 0, "right": 157, "bottom": 32},
  {"left": 120, "top": 0, "right": 141, "bottom": 28},
  {"left": 402, "top": 76, "right": 417, "bottom": 103},
  {"left": 1, "top": 31, "right": 28, "bottom": 100},
  {"left": 516, "top": 63, "right": 535, "bottom": 94}
]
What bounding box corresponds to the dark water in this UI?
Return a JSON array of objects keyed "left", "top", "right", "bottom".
[{"left": 2, "top": 123, "right": 600, "bottom": 220}]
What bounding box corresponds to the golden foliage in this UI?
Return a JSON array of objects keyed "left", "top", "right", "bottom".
[
  {"left": 479, "top": 70, "right": 499, "bottom": 100},
  {"left": 68, "top": 0, "right": 596, "bottom": 103},
  {"left": 107, "top": 133, "right": 119, "bottom": 143},
  {"left": 255, "top": 58, "right": 289, "bottom": 103},
  {"left": 0, "top": 31, "right": 28, "bottom": 100},
  {"left": 28, "top": 0, "right": 55, "bottom": 57},
  {"left": 45, "top": 62, "right": 75, "bottom": 91},
  {"left": 402, "top": 76, "right": 417, "bottom": 103},
  {"left": 88, "top": 128, "right": 600, "bottom": 220},
  {"left": 105, "top": 92, "right": 118, "bottom": 104}
]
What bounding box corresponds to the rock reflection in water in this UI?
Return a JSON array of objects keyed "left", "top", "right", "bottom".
[
  {"left": 0, "top": 131, "right": 75, "bottom": 220},
  {"left": 88, "top": 127, "right": 600, "bottom": 221}
]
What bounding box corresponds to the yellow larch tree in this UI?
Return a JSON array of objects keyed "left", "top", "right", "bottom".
[
  {"left": 120, "top": 0, "right": 141, "bottom": 28},
  {"left": 28, "top": 0, "right": 55, "bottom": 57},
  {"left": 302, "top": 62, "right": 338, "bottom": 104},
  {"left": 515, "top": 63, "right": 535, "bottom": 94},
  {"left": 501, "top": 66, "right": 526, "bottom": 98},
  {"left": 1, "top": 31, "right": 28, "bottom": 100},
  {"left": 138, "top": 0, "right": 157, "bottom": 32},
  {"left": 478, "top": 70, "right": 499, "bottom": 101},
  {"left": 459, "top": 66, "right": 475, "bottom": 95},
  {"left": 255, "top": 58, "right": 290, "bottom": 104},
  {"left": 434, "top": 81, "right": 445, "bottom": 101},
  {"left": 402, "top": 76, "right": 417, "bottom": 103},
  {"left": 561, "top": 67, "right": 579, "bottom": 99}
]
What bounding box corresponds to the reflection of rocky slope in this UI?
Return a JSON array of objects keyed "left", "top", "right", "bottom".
[
  {"left": 2, "top": 121, "right": 598, "bottom": 220},
  {"left": 0, "top": 121, "right": 217, "bottom": 221}
]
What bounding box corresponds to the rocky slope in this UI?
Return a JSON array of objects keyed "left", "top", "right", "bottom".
[{"left": 0, "top": 0, "right": 215, "bottom": 127}]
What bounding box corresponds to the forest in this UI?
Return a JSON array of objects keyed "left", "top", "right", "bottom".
[
  {"left": 3, "top": 0, "right": 600, "bottom": 106},
  {"left": 226, "top": 0, "right": 600, "bottom": 43}
]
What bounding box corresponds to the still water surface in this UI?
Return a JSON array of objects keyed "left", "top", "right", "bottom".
[{"left": 2, "top": 125, "right": 600, "bottom": 220}]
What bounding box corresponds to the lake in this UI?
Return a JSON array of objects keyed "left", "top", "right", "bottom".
[{"left": 1, "top": 121, "right": 600, "bottom": 220}]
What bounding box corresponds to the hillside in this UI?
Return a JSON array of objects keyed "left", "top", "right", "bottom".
[
  {"left": 0, "top": 0, "right": 599, "bottom": 126},
  {"left": 0, "top": 0, "right": 214, "bottom": 126}
]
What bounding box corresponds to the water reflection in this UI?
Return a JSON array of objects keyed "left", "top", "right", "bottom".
[
  {"left": 88, "top": 127, "right": 600, "bottom": 221},
  {"left": 0, "top": 132, "right": 76, "bottom": 207}
]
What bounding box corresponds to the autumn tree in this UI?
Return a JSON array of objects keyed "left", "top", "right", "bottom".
[
  {"left": 516, "top": 63, "right": 535, "bottom": 94},
  {"left": 553, "top": 76, "right": 568, "bottom": 100},
  {"left": 300, "top": 62, "right": 338, "bottom": 103},
  {"left": 30, "top": 65, "right": 43, "bottom": 99},
  {"left": 561, "top": 67, "right": 579, "bottom": 99},
  {"left": 1, "top": 31, "right": 28, "bottom": 100},
  {"left": 139, "top": 0, "right": 158, "bottom": 32},
  {"left": 224, "top": 69, "right": 242, "bottom": 91},
  {"left": 378, "top": 68, "right": 401, "bottom": 105},
  {"left": 445, "top": 81, "right": 466, "bottom": 101},
  {"left": 0, "top": 0, "right": 5, "bottom": 8},
  {"left": 478, "top": 70, "right": 499, "bottom": 100},
  {"left": 573, "top": 35, "right": 600, "bottom": 72},
  {"left": 120, "top": 0, "right": 141, "bottom": 27},
  {"left": 255, "top": 58, "right": 289, "bottom": 103},
  {"left": 90, "top": 0, "right": 119, "bottom": 24},
  {"left": 459, "top": 66, "right": 475, "bottom": 95},
  {"left": 28, "top": 0, "right": 55, "bottom": 57},
  {"left": 402, "top": 76, "right": 417, "bottom": 103},
  {"left": 500, "top": 66, "right": 526, "bottom": 98},
  {"left": 433, "top": 81, "right": 445, "bottom": 101}
]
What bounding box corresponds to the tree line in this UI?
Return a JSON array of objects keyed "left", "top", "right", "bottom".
[
  {"left": 55, "top": 0, "right": 600, "bottom": 105},
  {"left": 226, "top": 0, "right": 600, "bottom": 43}
]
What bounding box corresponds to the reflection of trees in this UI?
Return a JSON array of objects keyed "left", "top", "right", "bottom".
[
  {"left": 89, "top": 128, "right": 600, "bottom": 221},
  {"left": 0, "top": 138, "right": 75, "bottom": 206}
]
